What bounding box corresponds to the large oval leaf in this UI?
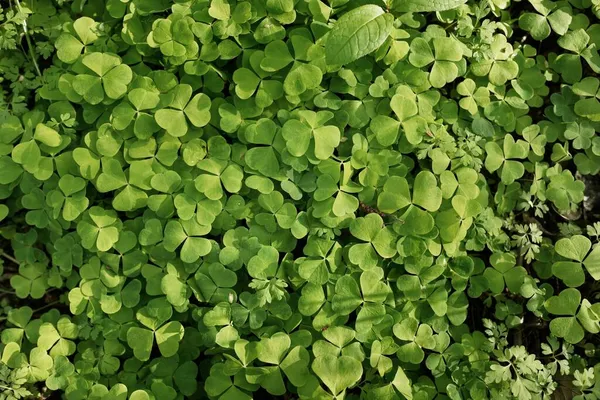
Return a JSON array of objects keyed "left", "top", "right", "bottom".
[
  {"left": 325, "top": 5, "right": 393, "bottom": 66},
  {"left": 392, "top": 0, "right": 467, "bottom": 12}
]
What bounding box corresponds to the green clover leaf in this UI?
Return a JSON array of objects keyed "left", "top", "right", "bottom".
[
  {"left": 483, "top": 252, "right": 527, "bottom": 294},
  {"left": 348, "top": 214, "right": 397, "bottom": 269},
  {"left": 55, "top": 17, "right": 99, "bottom": 63},
  {"left": 155, "top": 84, "right": 211, "bottom": 136},
  {"left": 127, "top": 298, "right": 184, "bottom": 361},
  {"left": 312, "top": 355, "right": 363, "bottom": 396},
  {"left": 72, "top": 53, "right": 133, "bottom": 104}
]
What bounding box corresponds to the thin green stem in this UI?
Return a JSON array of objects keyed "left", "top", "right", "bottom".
[
  {"left": 0, "top": 289, "right": 15, "bottom": 294},
  {"left": 445, "top": 21, "right": 457, "bottom": 31},
  {"left": 0, "top": 384, "right": 14, "bottom": 392},
  {"left": 14, "top": 0, "right": 43, "bottom": 79},
  {"left": 33, "top": 300, "right": 62, "bottom": 314},
  {"left": 209, "top": 64, "right": 228, "bottom": 81},
  {"left": 0, "top": 252, "right": 19, "bottom": 265}
]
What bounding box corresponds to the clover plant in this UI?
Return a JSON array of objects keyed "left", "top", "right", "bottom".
[{"left": 2, "top": 0, "right": 600, "bottom": 399}]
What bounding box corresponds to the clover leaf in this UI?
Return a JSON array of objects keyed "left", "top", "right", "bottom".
[
  {"left": 485, "top": 135, "right": 529, "bottom": 184},
  {"left": 72, "top": 53, "right": 133, "bottom": 104},
  {"left": 312, "top": 355, "right": 363, "bottom": 396},
  {"left": 111, "top": 88, "right": 161, "bottom": 139},
  {"left": 4, "top": 0, "right": 600, "bottom": 398},
  {"left": 205, "top": 363, "right": 254, "bottom": 400},
  {"left": 76, "top": 206, "right": 120, "bottom": 251},
  {"left": 348, "top": 214, "right": 397, "bottom": 269},
  {"left": 162, "top": 219, "right": 212, "bottom": 263},
  {"left": 544, "top": 288, "right": 600, "bottom": 344},
  {"left": 552, "top": 235, "right": 600, "bottom": 286},
  {"left": 246, "top": 333, "right": 310, "bottom": 394},
  {"left": 55, "top": 17, "right": 99, "bottom": 63},
  {"left": 332, "top": 268, "right": 392, "bottom": 317},
  {"left": 10, "top": 263, "right": 48, "bottom": 299},
  {"left": 457, "top": 79, "right": 490, "bottom": 115},
  {"left": 147, "top": 17, "right": 198, "bottom": 64},
  {"left": 297, "top": 236, "right": 341, "bottom": 285},
  {"left": 554, "top": 29, "right": 600, "bottom": 84},
  {"left": 483, "top": 252, "right": 527, "bottom": 294},
  {"left": 518, "top": 1, "right": 571, "bottom": 41},
  {"left": 154, "top": 84, "right": 211, "bottom": 136},
  {"left": 393, "top": 318, "right": 438, "bottom": 364},
  {"left": 194, "top": 158, "right": 243, "bottom": 200},
  {"left": 37, "top": 318, "right": 78, "bottom": 357},
  {"left": 127, "top": 298, "right": 184, "bottom": 361},
  {"left": 282, "top": 110, "right": 341, "bottom": 161},
  {"left": 25, "top": 348, "right": 54, "bottom": 382},
  {"left": 377, "top": 171, "right": 442, "bottom": 218},
  {"left": 546, "top": 169, "right": 585, "bottom": 211}
]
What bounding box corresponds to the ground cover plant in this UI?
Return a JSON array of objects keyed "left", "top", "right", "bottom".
[{"left": 2, "top": 0, "right": 600, "bottom": 399}]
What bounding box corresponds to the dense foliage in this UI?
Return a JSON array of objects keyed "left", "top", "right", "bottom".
[{"left": 1, "top": 0, "right": 600, "bottom": 398}]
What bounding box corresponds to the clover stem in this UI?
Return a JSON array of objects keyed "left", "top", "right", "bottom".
[
  {"left": 444, "top": 21, "right": 457, "bottom": 31},
  {"left": 0, "top": 289, "right": 15, "bottom": 294},
  {"left": 14, "top": 0, "right": 43, "bottom": 79},
  {"left": 33, "top": 300, "right": 62, "bottom": 314},
  {"left": 0, "top": 252, "right": 19, "bottom": 265},
  {"left": 209, "top": 64, "right": 227, "bottom": 81},
  {"left": 0, "top": 384, "right": 14, "bottom": 391}
]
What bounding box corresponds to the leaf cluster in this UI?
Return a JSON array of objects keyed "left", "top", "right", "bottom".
[{"left": 1, "top": 0, "right": 600, "bottom": 399}]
